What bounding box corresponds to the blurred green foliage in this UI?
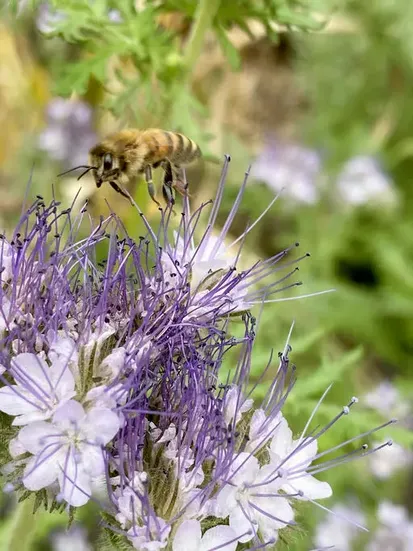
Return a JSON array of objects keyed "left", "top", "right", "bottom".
[{"left": 8, "top": 0, "right": 325, "bottom": 152}]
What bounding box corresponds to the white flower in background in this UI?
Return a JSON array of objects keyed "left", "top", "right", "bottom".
[
  {"left": 315, "top": 503, "right": 366, "bottom": 551},
  {"left": 52, "top": 526, "right": 91, "bottom": 551},
  {"left": 251, "top": 140, "right": 321, "bottom": 204},
  {"left": 367, "top": 501, "right": 413, "bottom": 551},
  {"left": 108, "top": 9, "right": 122, "bottom": 23},
  {"left": 369, "top": 439, "right": 413, "bottom": 479},
  {"left": 364, "top": 381, "right": 410, "bottom": 419},
  {"left": 0, "top": 352, "right": 76, "bottom": 426},
  {"left": 269, "top": 415, "right": 332, "bottom": 500},
  {"left": 336, "top": 156, "right": 398, "bottom": 207},
  {"left": 216, "top": 452, "right": 294, "bottom": 544},
  {"left": 18, "top": 400, "right": 120, "bottom": 506},
  {"left": 173, "top": 520, "right": 237, "bottom": 551}
]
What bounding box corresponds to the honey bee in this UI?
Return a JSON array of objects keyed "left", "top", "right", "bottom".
[{"left": 58, "top": 129, "right": 202, "bottom": 207}]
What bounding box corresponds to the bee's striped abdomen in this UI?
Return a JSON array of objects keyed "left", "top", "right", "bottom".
[
  {"left": 169, "top": 132, "right": 201, "bottom": 165},
  {"left": 140, "top": 129, "right": 201, "bottom": 167}
]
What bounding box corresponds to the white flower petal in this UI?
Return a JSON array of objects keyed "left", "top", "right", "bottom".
[
  {"left": 12, "top": 410, "right": 50, "bottom": 426},
  {"left": 48, "top": 335, "right": 78, "bottom": 364},
  {"left": 18, "top": 421, "right": 62, "bottom": 454},
  {"left": 254, "top": 493, "right": 294, "bottom": 530},
  {"left": 50, "top": 358, "right": 75, "bottom": 400},
  {"left": 258, "top": 519, "right": 280, "bottom": 546},
  {"left": 229, "top": 505, "right": 255, "bottom": 543},
  {"left": 99, "top": 347, "right": 126, "bottom": 379},
  {"left": 229, "top": 452, "right": 260, "bottom": 486},
  {"left": 255, "top": 464, "right": 282, "bottom": 491},
  {"left": 81, "top": 408, "right": 120, "bottom": 444},
  {"left": 53, "top": 400, "right": 85, "bottom": 426},
  {"left": 224, "top": 387, "right": 253, "bottom": 426},
  {"left": 215, "top": 484, "right": 238, "bottom": 517},
  {"left": 270, "top": 416, "right": 293, "bottom": 458},
  {"left": 289, "top": 438, "right": 317, "bottom": 470},
  {"left": 173, "top": 520, "right": 201, "bottom": 551},
  {"left": 79, "top": 443, "right": 105, "bottom": 477},
  {"left": 284, "top": 475, "right": 332, "bottom": 500},
  {"left": 9, "top": 437, "right": 26, "bottom": 458},
  {"left": 23, "top": 447, "right": 61, "bottom": 490},
  {"left": 11, "top": 353, "right": 49, "bottom": 387},
  {"left": 0, "top": 385, "right": 39, "bottom": 417},
  {"left": 58, "top": 447, "right": 91, "bottom": 506},
  {"left": 247, "top": 409, "right": 281, "bottom": 452},
  {"left": 200, "top": 525, "right": 237, "bottom": 551}
]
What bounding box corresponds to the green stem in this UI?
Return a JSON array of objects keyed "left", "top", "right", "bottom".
[
  {"left": 6, "top": 497, "right": 37, "bottom": 551},
  {"left": 183, "top": 0, "right": 221, "bottom": 76}
]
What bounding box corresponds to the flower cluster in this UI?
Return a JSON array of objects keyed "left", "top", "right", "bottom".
[
  {"left": 0, "top": 160, "right": 393, "bottom": 550},
  {"left": 251, "top": 138, "right": 398, "bottom": 208}
]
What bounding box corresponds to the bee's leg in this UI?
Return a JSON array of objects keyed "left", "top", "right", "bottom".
[
  {"left": 171, "top": 166, "right": 191, "bottom": 197},
  {"left": 161, "top": 161, "right": 175, "bottom": 206},
  {"left": 144, "top": 166, "right": 161, "bottom": 207},
  {"left": 109, "top": 181, "right": 133, "bottom": 204},
  {"left": 173, "top": 179, "right": 190, "bottom": 197}
]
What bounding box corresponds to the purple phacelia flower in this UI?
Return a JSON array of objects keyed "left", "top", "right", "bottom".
[
  {"left": 38, "top": 97, "right": 97, "bottom": 169},
  {"left": 0, "top": 160, "right": 394, "bottom": 549}
]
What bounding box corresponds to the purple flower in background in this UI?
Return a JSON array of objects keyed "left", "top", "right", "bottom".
[
  {"left": 35, "top": 3, "right": 66, "bottom": 33},
  {"left": 38, "top": 97, "right": 97, "bottom": 169},
  {"left": 252, "top": 139, "right": 398, "bottom": 209},
  {"left": 0, "top": 160, "right": 394, "bottom": 549},
  {"left": 251, "top": 139, "right": 322, "bottom": 204}
]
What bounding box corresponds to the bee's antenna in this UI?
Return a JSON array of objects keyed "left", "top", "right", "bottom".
[
  {"left": 57, "top": 165, "right": 96, "bottom": 178},
  {"left": 77, "top": 167, "right": 96, "bottom": 181}
]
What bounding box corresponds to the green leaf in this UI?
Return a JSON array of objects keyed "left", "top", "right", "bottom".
[
  {"left": 292, "top": 346, "right": 364, "bottom": 400},
  {"left": 54, "top": 54, "right": 108, "bottom": 95},
  {"left": 214, "top": 24, "right": 242, "bottom": 70}
]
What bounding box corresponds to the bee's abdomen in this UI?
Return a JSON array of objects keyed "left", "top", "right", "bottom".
[
  {"left": 143, "top": 129, "right": 201, "bottom": 166},
  {"left": 169, "top": 132, "right": 201, "bottom": 165}
]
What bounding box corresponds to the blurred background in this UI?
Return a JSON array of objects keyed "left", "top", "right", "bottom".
[{"left": 1, "top": 1, "right": 413, "bottom": 549}]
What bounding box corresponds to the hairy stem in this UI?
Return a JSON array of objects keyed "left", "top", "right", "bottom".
[{"left": 183, "top": 0, "right": 221, "bottom": 75}]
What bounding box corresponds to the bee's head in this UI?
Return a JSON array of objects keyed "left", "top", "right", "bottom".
[{"left": 89, "top": 145, "right": 122, "bottom": 187}]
